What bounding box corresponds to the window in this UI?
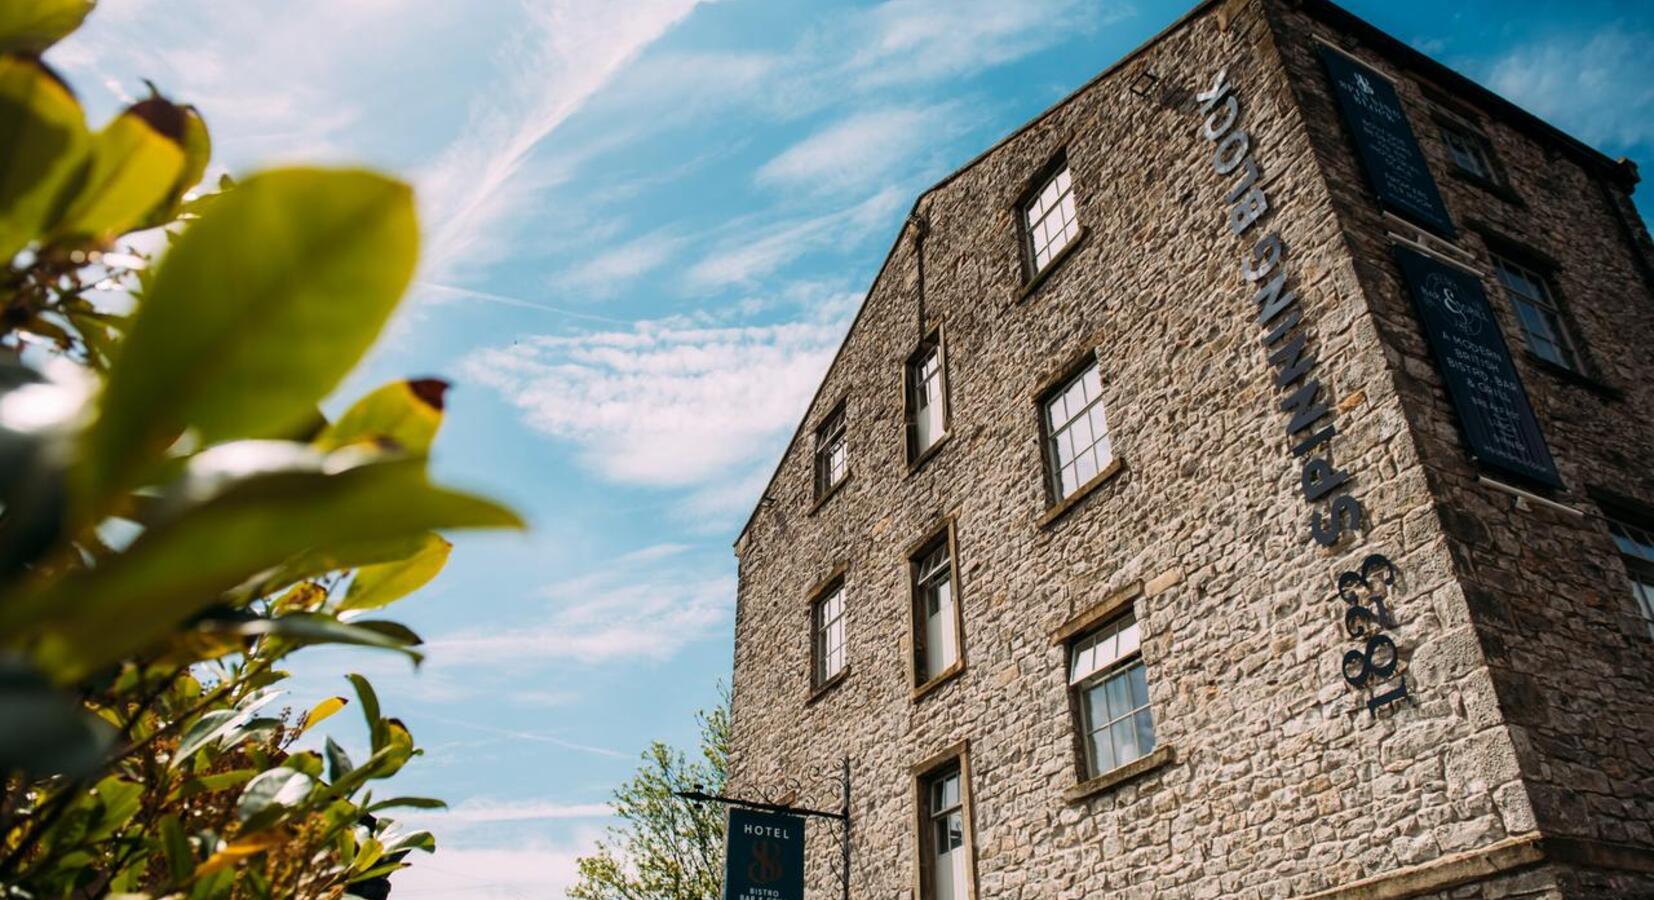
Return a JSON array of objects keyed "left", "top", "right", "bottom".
[
  {"left": 1069, "top": 611, "right": 1155, "bottom": 779},
  {"left": 1022, "top": 163, "right": 1079, "bottom": 274},
  {"left": 1608, "top": 514, "right": 1654, "bottom": 638},
  {"left": 1043, "top": 360, "right": 1112, "bottom": 501},
  {"left": 906, "top": 338, "right": 948, "bottom": 462},
  {"left": 1492, "top": 255, "right": 1581, "bottom": 372},
  {"left": 1440, "top": 123, "right": 1497, "bottom": 183},
  {"left": 812, "top": 582, "right": 846, "bottom": 686},
  {"left": 911, "top": 531, "right": 960, "bottom": 685},
  {"left": 921, "top": 763, "right": 969, "bottom": 900},
  {"left": 814, "top": 404, "right": 847, "bottom": 498}
]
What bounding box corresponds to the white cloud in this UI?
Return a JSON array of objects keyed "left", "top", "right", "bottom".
[
  {"left": 617, "top": 542, "right": 693, "bottom": 563},
  {"left": 460, "top": 316, "right": 846, "bottom": 486},
  {"left": 390, "top": 835, "right": 599, "bottom": 899},
  {"left": 416, "top": 0, "right": 710, "bottom": 283},
  {"left": 845, "top": 0, "right": 1134, "bottom": 88},
  {"left": 47, "top": 0, "right": 415, "bottom": 161},
  {"left": 757, "top": 105, "right": 963, "bottom": 193},
  {"left": 1481, "top": 27, "right": 1654, "bottom": 148},
  {"left": 423, "top": 798, "right": 613, "bottom": 825},
  {"left": 430, "top": 563, "right": 736, "bottom": 667},
  {"left": 687, "top": 185, "right": 904, "bottom": 288},
  {"left": 555, "top": 231, "right": 686, "bottom": 296}
]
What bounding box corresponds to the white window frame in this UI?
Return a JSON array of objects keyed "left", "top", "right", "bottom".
[
  {"left": 1491, "top": 255, "right": 1581, "bottom": 372},
  {"left": 1022, "top": 162, "right": 1079, "bottom": 274},
  {"left": 907, "top": 337, "right": 948, "bottom": 462},
  {"left": 1440, "top": 123, "right": 1496, "bottom": 182},
  {"left": 912, "top": 532, "right": 960, "bottom": 685},
  {"left": 1042, "top": 359, "right": 1113, "bottom": 501},
  {"left": 922, "top": 763, "right": 969, "bottom": 900},
  {"left": 1070, "top": 610, "right": 1155, "bottom": 779},
  {"left": 1608, "top": 515, "right": 1654, "bottom": 638},
  {"left": 814, "top": 404, "right": 848, "bottom": 498},
  {"left": 813, "top": 583, "right": 846, "bottom": 686}
]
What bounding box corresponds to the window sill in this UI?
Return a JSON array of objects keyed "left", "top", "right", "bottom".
[
  {"left": 911, "top": 660, "right": 966, "bottom": 704},
  {"left": 906, "top": 432, "right": 952, "bottom": 478},
  {"left": 1037, "top": 457, "right": 1125, "bottom": 529},
  {"left": 1522, "top": 352, "right": 1624, "bottom": 402},
  {"left": 1017, "top": 227, "right": 1091, "bottom": 304},
  {"left": 807, "top": 668, "right": 849, "bottom": 706},
  {"left": 1448, "top": 168, "right": 1525, "bottom": 207},
  {"left": 1063, "top": 744, "right": 1175, "bottom": 804},
  {"left": 808, "top": 473, "right": 851, "bottom": 516}
]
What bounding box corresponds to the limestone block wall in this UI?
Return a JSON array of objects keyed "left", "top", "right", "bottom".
[{"left": 1269, "top": 0, "right": 1654, "bottom": 871}]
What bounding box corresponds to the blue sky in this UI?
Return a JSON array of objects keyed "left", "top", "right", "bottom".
[{"left": 51, "top": 0, "right": 1654, "bottom": 895}]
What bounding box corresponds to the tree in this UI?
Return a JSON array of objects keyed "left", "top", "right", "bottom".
[
  {"left": 570, "top": 698, "right": 730, "bottom": 900},
  {"left": 0, "top": 1, "right": 521, "bottom": 895}
]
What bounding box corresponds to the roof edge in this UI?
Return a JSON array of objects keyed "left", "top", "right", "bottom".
[
  {"left": 1298, "top": 0, "right": 1638, "bottom": 189},
  {"left": 733, "top": 0, "right": 1227, "bottom": 549}
]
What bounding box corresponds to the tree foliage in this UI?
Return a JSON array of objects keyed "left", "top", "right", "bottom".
[
  {"left": 569, "top": 699, "right": 730, "bottom": 900},
  {"left": 0, "top": 2, "right": 521, "bottom": 895}
]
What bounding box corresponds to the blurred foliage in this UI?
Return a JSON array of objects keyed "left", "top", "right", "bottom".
[
  {"left": 0, "top": 2, "right": 522, "bottom": 896},
  {"left": 569, "top": 698, "right": 730, "bottom": 900}
]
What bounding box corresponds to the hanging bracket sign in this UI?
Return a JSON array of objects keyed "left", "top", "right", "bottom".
[{"left": 724, "top": 807, "right": 805, "bottom": 900}]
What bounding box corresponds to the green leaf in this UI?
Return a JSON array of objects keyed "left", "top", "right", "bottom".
[
  {"left": 170, "top": 709, "right": 235, "bottom": 766},
  {"left": 0, "top": 0, "right": 95, "bottom": 53},
  {"left": 284, "top": 749, "right": 324, "bottom": 778},
  {"left": 49, "top": 106, "right": 184, "bottom": 241},
  {"left": 0, "top": 55, "right": 89, "bottom": 258},
  {"left": 159, "top": 813, "right": 194, "bottom": 881},
  {"left": 235, "top": 767, "right": 314, "bottom": 822},
  {"left": 241, "top": 533, "right": 432, "bottom": 604},
  {"left": 175, "top": 769, "right": 257, "bottom": 801},
  {"left": 7, "top": 456, "right": 521, "bottom": 683},
  {"left": 206, "top": 612, "right": 425, "bottom": 663},
  {"left": 337, "top": 532, "right": 451, "bottom": 613},
  {"left": 140, "top": 101, "right": 210, "bottom": 228},
  {"left": 381, "top": 829, "right": 435, "bottom": 855},
  {"left": 83, "top": 168, "right": 419, "bottom": 503},
  {"left": 348, "top": 836, "right": 384, "bottom": 876},
  {"left": 346, "top": 673, "right": 385, "bottom": 752},
  {"left": 365, "top": 796, "right": 446, "bottom": 814},
  {"left": 316, "top": 379, "right": 447, "bottom": 455},
  {"left": 324, "top": 736, "right": 354, "bottom": 783},
  {"left": 0, "top": 657, "right": 115, "bottom": 777},
  {"left": 86, "top": 775, "right": 143, "bottom": 842},
  {"left": 171, "top": 690, "right": 278, "bottom": 766}
]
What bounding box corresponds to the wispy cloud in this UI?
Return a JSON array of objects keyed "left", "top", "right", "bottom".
[
  {"left": 555, "top": 230, "right": 687, "bottom": 297},
  {"left": 430, "top": 558, "right": 736, "bottom": 667},
  {"left": 420, "top": 798, "right": 613, "bottom": 825},
  {"left": 460, "top": 316, "right": 847, "bottom": 486},
  {"left": 757, "top": 104, "right": 966, "bottom": 193},
  {"left": 687, "top": 186, "right": 904, "bottom": 288},
  {"left": 844, "top": 0, "right": 1135, "bottom": 88},
  {"left": 1479, "top": 26, "right": 1654, "bottom": 148},
  {"left": 416, "top": 0, "right": 710, "bottom": 283},
  {"left": 390, "top": 834, "right": 600, "bottom": 899},
  {"left": 418, "top": 713, "right": 628, "bottom": 760}
]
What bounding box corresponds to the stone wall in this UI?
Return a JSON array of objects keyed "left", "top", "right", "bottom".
[
  {"left": 1270, "top": 0, "right": 1654, "bottom": 867},
  {"left": 728, "top": 0, "right": 1651, "bottom": 896}
]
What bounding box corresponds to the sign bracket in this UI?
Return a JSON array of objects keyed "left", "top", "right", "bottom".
[{"left": 677, "top": 756, "right": 851, "bottom": 900}]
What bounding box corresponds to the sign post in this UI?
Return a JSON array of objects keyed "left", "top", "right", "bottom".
[{"left": 723, "top": 808, "right": 805, "bottom": 900}]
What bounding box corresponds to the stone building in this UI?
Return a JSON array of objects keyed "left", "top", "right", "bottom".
[{"left": 726, "top": 0, "right": 1654, "bottom": 896}]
